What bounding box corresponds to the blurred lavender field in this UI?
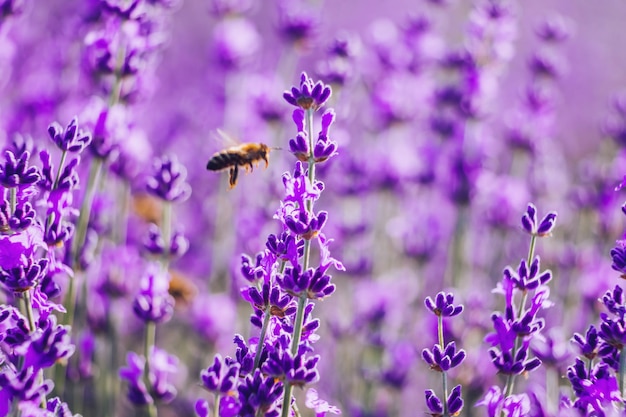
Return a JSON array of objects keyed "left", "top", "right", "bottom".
[{"left": 2, "top": 0, "right": 626, "bottom": 416}]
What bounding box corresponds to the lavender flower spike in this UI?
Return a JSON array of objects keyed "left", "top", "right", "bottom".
[
  {"left": 424, "top": 292, "right": 463, "bottom": 317},
  {"left": 521, "top": 203, "right": 557, "bottom": 237},
  {"left": 283, "top": 72, "right": 332, "bottom": 110},
  {"left": 47, "top": 117, "right": 92, "bottom": 153}
]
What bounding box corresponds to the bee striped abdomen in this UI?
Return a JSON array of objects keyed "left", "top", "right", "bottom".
[{"left": 206, "top": 143, "right": 271, "bottom": 188}]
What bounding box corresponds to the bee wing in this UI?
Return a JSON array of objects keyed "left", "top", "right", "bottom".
[{"left": 214, "top": 128, "right": 240, "bottom": 147}]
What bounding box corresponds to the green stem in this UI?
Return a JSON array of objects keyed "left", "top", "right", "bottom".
[
  {"left": 113, "top": 179, "right": 130, "bottom": 245},
  {"left": 71, "top": 158, "right": 103, "bottom": 268},
  {"left": 253, "top": 308, "right": 272, "bottom": 370},
  {"left": 23, "top": 290, "right": 47, "bottom": 408},
  {"left": 253, "top": 261, "right": 286, "bottom": 370},
  {"left": 446, "top": 205, "right": 467, "bottom": 289},
  {"left": 144, "top": 321, "right": 157, "bottom": 417},
  {"left": 280, "top": 294, "right": 307, "bottom": 417},
  {"left": 437, "top": 314, "right": 444, "bottom": 347},
  {"left": 437, "top": 314, "right": 449, "bottom": 416},
  {"left": 503, "top": 234, "right": 539, "bottom": 404},
  {"left": 281, "top": 107, "right": 317, "bottom": 417},
  {"left": 161, "top": 201, "right": 172, "bottom": 269},
  {"left": 66, "top": 157, "right": 102, "bottom": 312},
  {"left": 9, "top": 187, "right": 16, "bottom": 216},
  {"left": 619, "top": 346, "right": 626, "bottom": 398},
  {"left": 213, "top": 393, "right": 221, "bottom": 417},
  {"left": 53, "top": 150, "right": 68, "bottom": 190}
]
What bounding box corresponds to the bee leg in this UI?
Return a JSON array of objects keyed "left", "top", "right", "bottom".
[
  {"left": 229, "top": 165, "right": 239, "bottom": 188},
  {"left": 263, "top": 155, "right": 269, "bottom": 168}
]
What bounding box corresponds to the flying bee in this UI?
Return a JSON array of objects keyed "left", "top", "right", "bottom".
[{"left": 206, "top": 130, "right": 276, "bottom": 188}]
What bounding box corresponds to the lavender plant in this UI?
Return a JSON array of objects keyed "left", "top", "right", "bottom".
[
  {"left": 479, "top": 203, "right": 557, "bottom": 416},
  {"left": 422, "top": 292, "right": 465, "bottom": 417},
  {"left": 196, "top": 72, "right": 342, "bottom": 417},
  {"left": 1, "top": 1, "right": 626, "bottom": 416}
]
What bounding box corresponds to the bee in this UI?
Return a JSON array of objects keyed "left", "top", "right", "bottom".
[{"left": 206, "top": 131, "right": 273, "bottom": 188}]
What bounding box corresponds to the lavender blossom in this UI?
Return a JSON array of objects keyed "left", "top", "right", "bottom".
[
  {"left": 47, "top": 117, "right": 92, "bottom": 154},
  {"left": 132, "top": 264, "right": 174, "bottom": 323},
  {"left": 146, "top": 154, "right": 191, "bottom": 203},
  {"left": 283, "top": 72, "right": 332, "bottom": 111}
]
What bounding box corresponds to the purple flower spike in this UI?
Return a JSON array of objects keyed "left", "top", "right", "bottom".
[
  {"left": 610, "top": 240, "right": 626, "bottom": 278},
  {"left": 0, "top": 150, "right": 40, "bottom": 188},
  {"left": 289, "top": 132, "right": 310, "bottom": 162},
  {"left": 572, "top": 325, "right": 599, "bottom": 360},
  {"left": 262, "top": 348, "right": 320, "bottom": 387},
  {"left": 424, "top": 385, "right": 463, "bottom": 416},
  {"left": 146, "top": 155, "right": 192, "bottom": 203},
  {"left": 0, "top": 366, "right": 54, "bottom": 413},
  {"left": 266, "top": 232, "right": 304, "bottom": 264},
  {"left": 424, "top": 292, "right": 463, "bottom": 317},
  {"left": 0, "top": 199, "right": 35, "bottom": 232},
  {"left": 283, "top": 72, "right": 332, "bottom": 111},
  {"left": 143, "top": 224, "right": 189, "bottom": 259},
  {"left": 132, "top": 265, "right": 175, "bottom": 323},
  {"left": 421, "top": 341, "right": 466, "bottom": 372},
  {"left": 240, "top": 252, "right": 267, "bottom": 283},
  {"left": 200, "top": 354, "right": 241, "bottom": 394},
  {"left": 0, "top": 256, "right": 49, "bottom": 293},
  {"left": 237, "top": 370, "right": 283, "bottom": 417},
  {"left": 503, "top": 256, "right": 552, "bottom": 291},
  {"left": 601, "top": 285, "right": 626, "bottom": 317},
  {"left": 47, "top": 117, "right": 92, "bottom": 154},
  {"left": 567, "top": 359, "right": 620, "bottom": 414},
  {"left": 521, "top": 203, "right": 557, "bottom": 237},
  {"left": 278, "top": 265, "right": 336, "bottom": 300}
]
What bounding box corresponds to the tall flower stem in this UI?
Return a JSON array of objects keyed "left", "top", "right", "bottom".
[
  {"left": 253, "top": 261, "right": 287, "bottom": 370},
  {"left": 53, "top": 150, "right": 68, "bottom": 190},
  {"left": 213, "top": 393, "right": 221, "bottom": 417},
  {"left": 437, "top": 314, "right": 449, "bottom": 416},
  {"left": 23, "top": 290, "right": 47, "bottom": 408},
  {"left": 619, "top": 346, "right": 626, "bottom": 398},
  {"left": 503, "top": 234, "right": 538, "bottom": 400},
  {"left": 281, "top": 107, "right": 317, "bottom": 417},
  {"left": 144, "top": 321, "right": 157, "bottom": 417},
  {"left": 9, "top": 187, "right": 16, "bottom": 216},
  {"left": 281, "top": 293, "right": 308, "bottom": 417},
  {"left": 56, "top": 157, "right": 103, "bottom": 397},
  {"left": 65, "top": 158, "right": 104, "bottom": 325}
]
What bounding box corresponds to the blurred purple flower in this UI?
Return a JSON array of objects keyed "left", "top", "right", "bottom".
[
  {"left": 277, "top": 0, "right": 319, "bottom": 49},
  {"left": 212, "top": 17, "right": 260, "bottom": 70},
  {"left": 146, "top": 154, "right": 192, "bottom": 203},
  {"left": 305, "top": 388, "right": 341, "bottom": 417},
  {"left": 119, "top": 347, "right": 178, "bottom": 406},
  {"left": 132, "top": 263, "right": 174, "bottom": 323}
]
